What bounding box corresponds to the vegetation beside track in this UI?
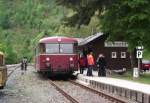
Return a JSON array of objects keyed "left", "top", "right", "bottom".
[
  {"left": 143, "top": 49, "right": 150, "bottom": 60},
  {"left": 112, "top": 70, "right": 150, "bottom": 84}
]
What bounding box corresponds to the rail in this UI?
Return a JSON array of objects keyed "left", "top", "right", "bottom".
[
  {"left": 69, "top": 80, "right": 129, "bottom": 103},
  {"left": 49, "top": 80, "right": 79, "bottom": 103},
  {"left": 7, "top": 64, "right": 20, "bottom": 78}
]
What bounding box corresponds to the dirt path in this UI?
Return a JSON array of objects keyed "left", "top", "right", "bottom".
[{"left": 0, "top": 66, "right": 70, "bottom": 103}]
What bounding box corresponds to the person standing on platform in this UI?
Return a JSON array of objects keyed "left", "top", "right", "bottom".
[
  {"left": 96, "top": 54, "right": 106, "bottom": 76},
  {"left": 79, "top": 55, "right": 87, "bottom": 74},
  {"left": 87, "top": 52, "right": 95, "bottom": 76}
]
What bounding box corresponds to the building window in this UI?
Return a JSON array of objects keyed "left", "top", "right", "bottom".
[
  {"left": 112, "top": 52, "right": 117, "bottom": 58},
  {"left": 121, "top": 52, "right": 126, "bottom": 58}
]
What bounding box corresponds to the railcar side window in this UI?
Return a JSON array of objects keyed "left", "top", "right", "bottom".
[
  {"left": 60, "top": 44, "right": 73, "bottom": 54},
  {"left": 39, "top": 43, "right": 45, "bottom": 54},
  {"left": 45, "top": 44, "right": 59, "bottom": 54}
]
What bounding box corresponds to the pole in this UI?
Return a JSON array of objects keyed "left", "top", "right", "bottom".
[
  {"left": 137, "top": 58, "right": 140, "bottom": 78},
  {"left": 138, "top": 58, "right": 140, "bottom": 70}
]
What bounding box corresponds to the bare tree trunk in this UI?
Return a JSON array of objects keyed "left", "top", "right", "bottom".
[{"left": 130, "top": 48, "right": 138, "bottom": 68}]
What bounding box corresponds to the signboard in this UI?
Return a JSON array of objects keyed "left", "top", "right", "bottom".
[
  {"left": 104, "top": 41, "right": 128, "bottom": 47},
  {"left": 136, "top": 50, "right": 143, "bottom": 58}
]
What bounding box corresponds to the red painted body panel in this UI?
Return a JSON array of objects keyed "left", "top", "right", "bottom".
[{"left": 36, "top": 54, "right": 78, "bottom": 72}]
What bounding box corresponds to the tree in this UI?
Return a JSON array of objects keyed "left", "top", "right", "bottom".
[
  {"left": 5, "top": 45, "right": 17, "bottom": 64},
  {"left": 0, "top": 1, "right": 11, "bottom": 29},
  {"left": 56, "top": 0, "right": 150, "bottom": 51},
  {"left": 0, "top": 43, "right": 6, "bottom": 52},
  {"left": 101, "top": 0, "right": 150, "bottom": 50},
  {"left": 0, "top": 0, "right": 66, "bottom": 63},
  {"left": 56, "top": 0, "right": 112, "bottom": 29},
  {"left": 101, "top": 0, "right": 150, "bottom": 69},
  {"left": 56, "top": 0, "right": 150, "bottom": 70}
]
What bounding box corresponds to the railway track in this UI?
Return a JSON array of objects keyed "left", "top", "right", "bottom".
[
  {"left": 49, "top": 79, "right": 130, "bottom": 103},
  {"left": 49, "top": 80, "right": 79, "bottom": 103},
  {"left": 7, "top": 64, "right": 20, "bottom": 78},
  {"left": 69, "top": 80, "right": 128, "bottom": 103}
]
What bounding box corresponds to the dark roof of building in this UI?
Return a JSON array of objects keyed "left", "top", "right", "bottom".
[{"left": 79, "top": 32, "right": 103, "bottom": 46}]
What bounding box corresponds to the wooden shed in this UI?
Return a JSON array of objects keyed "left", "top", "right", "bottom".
[{"left": 78, "top": 33, "right": 131, "bottom": 70}]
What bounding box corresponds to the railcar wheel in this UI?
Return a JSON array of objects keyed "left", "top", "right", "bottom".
[
  {"left": 69, "top": 71, "right": 73, "bottom": 75},
  {"left": 37, "top": 71, "right": 41, "bottom": 74}
]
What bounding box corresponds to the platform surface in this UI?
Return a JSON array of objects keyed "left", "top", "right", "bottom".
[{"left": 75, "top": 69, "right": 150, "bottom": 94}]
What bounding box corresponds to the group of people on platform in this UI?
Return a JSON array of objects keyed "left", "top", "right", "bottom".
[{"left": 79, "top": 51, "right": 106, "bottom": 77}]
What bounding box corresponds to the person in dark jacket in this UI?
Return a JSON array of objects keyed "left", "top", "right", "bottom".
[
  {"left": 21, "top": 57, "right": 28, "bottom": 74},
  {"left": 96, "top": 54, "right": 106, "bottom": 76}
]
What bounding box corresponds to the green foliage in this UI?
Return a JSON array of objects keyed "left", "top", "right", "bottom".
[
  {"left": 0, "top": 43, "right": 6, "bottom": 52},
  {"left": 143, "top": 49, "right": 150, "bottom": 60},
  {"left": 57, "top": 0, "right": 150, "bottom": 52},
  {"left": 57, "top": 15, "right": 101, "bottom": 37},
  {"left": 101, "top": 0, "right": 150, "bottom": 51},
  {"left": 0, "top": 0, "right": 63, "bottom": 64},
  {"left": 112, "top": 70, "right": 150, "bottom": 84},
  {"left": 1, "top": 0, "right": 97, "bottom": 64},
  {"left": 0, "top": 1, "right": 11, "bottom": 29},
  {"left": 5, "top": 45, "right": 17, "bottom": 64},
  {"left": 2, "top": 0, "right": 150, "bottom": 64},
  {"left": 56, "top": 0, "right": 109, "bottom": 28}
]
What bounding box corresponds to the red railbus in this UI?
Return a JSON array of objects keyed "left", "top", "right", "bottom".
[{"left": 35, "top": 36, "right": 78, "bottom": 75}]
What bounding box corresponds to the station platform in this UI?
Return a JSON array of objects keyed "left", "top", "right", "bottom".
[{"left": 75, "top": 70, "right": 150, "bottom": 103}]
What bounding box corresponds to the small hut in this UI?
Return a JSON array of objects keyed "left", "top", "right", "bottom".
[{"left": 78, "top": 33, "right": 131, "bottom": 70}]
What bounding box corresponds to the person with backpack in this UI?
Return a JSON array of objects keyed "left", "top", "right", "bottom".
[{"left": 96, "top": 54, "right": 106, "bottom": 76}]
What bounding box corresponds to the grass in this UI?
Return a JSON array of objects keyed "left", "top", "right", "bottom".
[
  {"left": 111, "top": 49, "right": 150, "bottom": 84},
  {"left": 111, "top": 70, "right": 150, "bottom": 85}
]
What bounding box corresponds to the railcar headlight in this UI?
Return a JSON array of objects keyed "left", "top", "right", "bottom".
[
  {"left": 69, "top": 57, "right": 73, "bottom": 61},
  {"left": 46, "top": 57, "right": 50, "bottom": 61}
]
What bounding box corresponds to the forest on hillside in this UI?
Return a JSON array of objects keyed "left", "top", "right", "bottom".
[
  {"left": 0, "top": 0, "right": 150, "bottom": 64},
  {"left": 0, "top": 0, "right": 100, "bottom": 64}
]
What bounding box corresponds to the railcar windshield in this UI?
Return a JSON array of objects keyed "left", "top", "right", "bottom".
[
  {"left": 60, "top": 44, "right": 73, "bottom": 53},
  {"left": 39, "top": 43, "right": 77, "bottom": 54},
  {"left": 45, "top": 44, "right": 59, "bottom": 54}
]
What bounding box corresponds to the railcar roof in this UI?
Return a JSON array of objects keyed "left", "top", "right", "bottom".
[{"left": 39, "top": 36, "right": 78, "bottom": 43}]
